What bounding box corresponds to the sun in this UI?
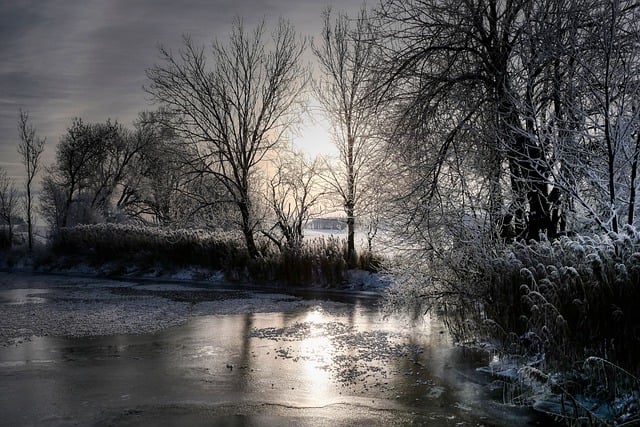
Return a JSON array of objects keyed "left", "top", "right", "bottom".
[{"left": 291, "top": 106, "right": 337, "bottom": 159}]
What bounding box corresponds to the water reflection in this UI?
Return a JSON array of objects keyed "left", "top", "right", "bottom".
[
  {"left": 0, "top": 298, "right": 549, "bottom": 426},
  {"left": 298, "top": 309, "right": 338, "bottom": 403}
]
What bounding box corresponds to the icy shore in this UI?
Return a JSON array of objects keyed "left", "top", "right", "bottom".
[{"left": 0, "top": 272, "right": 355, "bottom": 347}]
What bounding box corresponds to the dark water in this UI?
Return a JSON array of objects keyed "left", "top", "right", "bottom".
[{"left": 0, "top": 284, "right": 551, "bottom": 426}]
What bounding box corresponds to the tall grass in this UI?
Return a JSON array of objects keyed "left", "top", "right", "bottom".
[
  {"left": 474, "top": 226, "right": 640, "bottom": 375},
  {"left": 384, "top": 225, "right": 640, "bottom": 422},
  {"left": 50, "top": 224, "right": 246, "bottom": 270},
  {"left": 47, "top": 224, "right": 382, "bottom": 287},
  {"left": 403, "top": 225, "right": 640, "bottom": 424}
]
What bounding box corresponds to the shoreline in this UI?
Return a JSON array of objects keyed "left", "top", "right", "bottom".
[{"left": 0, "top": 271, "right": 374, "bottom": 347}]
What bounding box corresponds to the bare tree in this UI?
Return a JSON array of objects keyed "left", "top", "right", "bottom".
[
  {"left": 264, "top": 149, "right": 324, "bottom": 250},
  {"left": 42, "top": 118, "right": 151, "bottom": 229},
  {"left": 372, "top": 0, "right": 603, "bottom": 243},
  {"left": 313, "top": 7, "right": 380, "bottom": 265},
  {"left": 17, "top": 109, "right": 45, "bottom": 252},
  {"left": 564, "top": 0, "right": 640, "bottom": 232},
  {"left": 517, "top": 0, "right": 640, "bottom": 233},
  {"left": 146, "top": 19, "right": 307, "bottom": 258},
  {"left": 44, "top": 118, "right": 99, "bottom": 228},
  {"left": 0, "top": 167, "right": 18, "bottom": 248},
  {"left": 115, "top": 111, "right": 197, "bottom": 226},
  {"left": 40, "top": 174, "right": 67, "bottom": 231}
]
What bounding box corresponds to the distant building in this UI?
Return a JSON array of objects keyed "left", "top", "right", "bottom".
[{"left": 305, "top": 217, "right": 346, "bottom": 230}]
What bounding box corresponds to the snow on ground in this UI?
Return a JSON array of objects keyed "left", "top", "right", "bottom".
[
  {"left": 0, "top": 272, "right": 356, "bottom": 347},
  {"left": 344, "top": 269, "right": 392, "bottom": 291}
]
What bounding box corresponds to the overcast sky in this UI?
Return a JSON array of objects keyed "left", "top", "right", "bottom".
[{"left": 0, "top": 0, "right": 365, "bottom": 182}]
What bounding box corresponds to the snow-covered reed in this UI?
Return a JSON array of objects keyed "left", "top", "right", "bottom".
[
  {"left": 385, "top": 226, "right": 640, "bottom": 423},
  {"left": 478, "top": 226, "right": 640, "bottom": 374}
]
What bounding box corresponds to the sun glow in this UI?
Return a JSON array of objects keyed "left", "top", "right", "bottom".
[
  {"left": 298, "top": 309, "right": 336, "bottom": 400},
  {"left": 291, "top": 108, "right": 337, "bottom": 158},
  {"left": 300, "top": 309, "right": 334, "bottom": 365},
  {"left": 303, "top": 308, "right": 326, "bottom": 324}
]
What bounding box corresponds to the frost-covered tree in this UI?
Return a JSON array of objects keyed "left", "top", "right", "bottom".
[
  {"left": 313, "top": 7, "right": 381, "bottom": 265},
  {"left": 0, "top": 167, "right": 18, "bottom": 248},
  {"left": 264, "top": 148, "right": 324, "bottom": 250},
  {"left": 42, "top": 118, "right": 151, "bottom": 229},
  {"left": 146, "top": 19, "right": 307, "bottom": 258},
  {"left": 374, "top": 0, "right": 560, "bottom": 243},
  {"left": 113, "top": 112, "right": 194, "bottom": 226},
  {"left": 552, "top": 0, "right": 640, "bottom": 232},
  {"left": 371, "top": 0, "right": 640, "bottom": 243},
  {"left": 17, "top": 109, "right": 45, "bottom": 251}
]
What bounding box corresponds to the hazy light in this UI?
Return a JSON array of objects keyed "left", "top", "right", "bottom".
[
  {"left": 291, "top": 108, "right": 337, "bottom": 158},
  {"left": 298, "top": 308, "right": 336, "bottom": 401}
]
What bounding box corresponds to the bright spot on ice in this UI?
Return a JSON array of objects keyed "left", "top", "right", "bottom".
[
  {"left": 299, "top": 308, "right": 335, "bottom": 401},
  {"left": 304, "top": 308, "right": 324, "bottom": 324}
]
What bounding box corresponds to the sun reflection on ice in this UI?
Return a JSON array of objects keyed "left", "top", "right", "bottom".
[
  {"left": 304, "top": 308, "right": 324, "bottom": 324},
  {"left": 298, "top": 308, "right": 337, "bottom": 403}
]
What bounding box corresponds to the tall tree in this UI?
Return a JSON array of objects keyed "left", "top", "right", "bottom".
[
  {"left": 373, "top": 0, "right": 581, "bottom": 242},
  {"left": 565, "top": 0, "right": 640, "bottom": 231},
  {"left": 313, "top": 7, "right": 380, "bottom": 265},
  {"left": 116, "top": 111, "right": 197, "bottom": 226},
  {"left": 518, "top": 0, "right": 640, "bottom": 233},
  {"left": 0, "top": 167, "right": 18, "bottom": 248},
  {"left": 17, "top": 110, "right": 45, "bottom": 252},
  {"left": 146, "top": 19, "right": 307, "bottom": 258},
  {"left": 42, "top": 118, "right": 150, "bottom": 228}
]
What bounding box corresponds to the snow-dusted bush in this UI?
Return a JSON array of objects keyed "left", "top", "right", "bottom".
[
  {"left": 397, "top": 225, "right": 640, "bottom": 370},
  {"left": 48, "top": 224, "right": 381, "bottom": 287}
]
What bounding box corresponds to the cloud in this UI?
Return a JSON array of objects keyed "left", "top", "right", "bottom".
[{"left": 0, "top": 0, "right": 363, "bottom": 180}]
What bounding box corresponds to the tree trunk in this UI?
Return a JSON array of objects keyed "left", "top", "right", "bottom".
[
  {"left": 603, "top": 52, "right": 618, "bottom": 233},
  {"left": 7, "top": 218, "right": 13, "bottom": 250},
  {"left": 62, "top": 187, "right": 75, "bottom": 228},
  {"left": 346, "top": 134, "right": 356, "bottom": 266},
  {"left": 243, "top": 226, "right": 259, "bottom": 259},
  {"left": 346, "top": 202, "right": 355, "bottom": 265},
  {"left": 628, "top": 131, "right": 640, "bottom": 225},
  {"left": 488, "top": 137, "right": 504, "bottom": 239},
  {"left": 26, "top": 187, "right": 33, "bottom": 252},
  {"left": 238, "top": 201, "right": 259, "bottom": 259}
]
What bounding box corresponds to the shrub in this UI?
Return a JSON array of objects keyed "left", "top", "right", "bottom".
[
  {"left": 401, "top": 227, "right": 640, "bottom": 372},
  {"left": 50, "top": 224, "right": 246, "bottom": 271},
  {"left": 47, "top": 224, "right": 384, "bottom": 287}
]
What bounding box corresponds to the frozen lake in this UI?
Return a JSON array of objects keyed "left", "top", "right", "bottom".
[{"left": 0, "top": 273, "right": 551, "bottom": 426}]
